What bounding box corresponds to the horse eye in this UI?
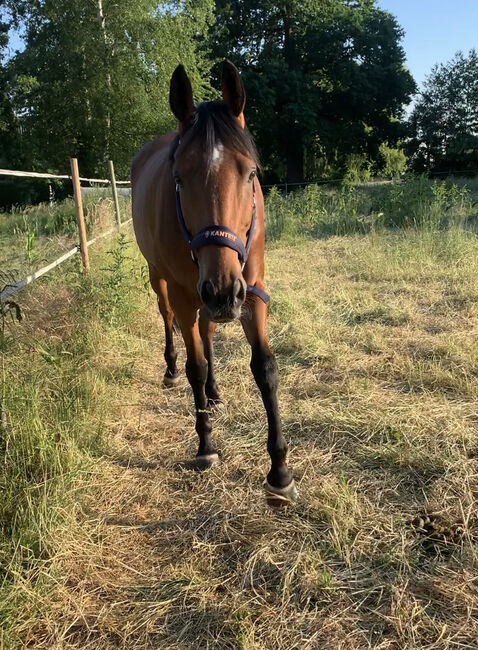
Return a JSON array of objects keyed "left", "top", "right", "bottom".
[
  {"left": 174, "top": 173, "right": 182, "bottom": 188},
  {"left": 248, "top": 170, "right": 256, "bottom": 182}
]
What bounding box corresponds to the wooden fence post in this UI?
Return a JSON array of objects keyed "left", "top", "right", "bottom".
[
  {"left": 70, "top": 157, "right": 90, "bottom": 273},
  {"left": 108, "top": 159, "right": 121, "bottom": 226}
]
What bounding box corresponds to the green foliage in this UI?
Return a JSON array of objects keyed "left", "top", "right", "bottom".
[
  {"left": 377, "top": 176, "right": 473, "bottom": 229},
  {"left": 409, "top": 49, "right": 478, "bottom": 174},
  {"left": 208, "top": 0, "right": 416, "bottom": 183},
  {"left": 100, "top": 233, "right": 134, "bottom": 324},
  {"left": 378, "top": 142, "right": 407, "bottom": 178},
  {"left": 19, "top": 215, "right": 37, "bottom": 267},
  {"left": 2, "top": 0, "right": 214, "bottom": 189},
  {"left": 344, "top": 154, "right": 372, "bottom": 184},
  {"left": 0, "top": 232, "right": 152, "bottom": 642},
  {"left": 264, "top": 176, "right": 475, "bottom": 240}
]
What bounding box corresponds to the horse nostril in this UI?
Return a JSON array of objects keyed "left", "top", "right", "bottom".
[
  {"left": 200, "top": 279, "right": 216, "bottom": 306},
  {"left": 234, "top": 278, "right": 246, "bottom": 306}
]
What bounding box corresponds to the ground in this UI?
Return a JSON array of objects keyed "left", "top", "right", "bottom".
[{"left": 3, "top": 226, "right": 478, "bottom": 649}]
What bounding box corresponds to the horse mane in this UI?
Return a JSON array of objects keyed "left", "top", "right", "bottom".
[{"left": 169, "top": 101, "right": 261, "bottom": 175}]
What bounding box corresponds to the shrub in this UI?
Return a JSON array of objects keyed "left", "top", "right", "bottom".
[
  {"left": 344, "top": 154, "right": 372, "bottom": 184},
  {"left": 379, "top": 143, "right": 407, "bottom": 179}
]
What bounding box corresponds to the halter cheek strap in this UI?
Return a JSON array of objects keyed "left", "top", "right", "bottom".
[{"left": 175, "top": 182, "right": 269, "bottom": 304}]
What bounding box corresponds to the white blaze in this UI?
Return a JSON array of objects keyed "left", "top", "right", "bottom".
[{"left": 211, "top": 141, "right": 224, "bottom": 171}]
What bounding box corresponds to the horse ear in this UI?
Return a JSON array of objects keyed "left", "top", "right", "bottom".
[
  {"left": 169, "top": 64, "right": 194, "bottom": 127},
  {"left": 221, "top": 60, "right": 246, "bottom": 126}
]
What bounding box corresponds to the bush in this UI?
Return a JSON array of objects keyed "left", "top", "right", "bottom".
[
  {"left": 344, "top": 154, "right": 372, "bottom": 184},
  {"left": 379, "top": 143, "right": 407, "bottom": 178}
]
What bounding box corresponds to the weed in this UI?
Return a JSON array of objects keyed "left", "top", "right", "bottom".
[{"left": 100, "top": 233, "right": 135, "bottom": 324}]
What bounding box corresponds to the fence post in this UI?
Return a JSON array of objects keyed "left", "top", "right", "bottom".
[
  {"left": 70, "top": 157, "right": 90, "bottom": 273},
  {"left": 108, "top": 159, "right": 121, "bottom": 226}
]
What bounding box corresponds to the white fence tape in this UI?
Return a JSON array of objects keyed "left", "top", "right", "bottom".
[
  {"left": 0, "top": 218, "right": 133, "bottom": 301},
  {"left": 0, "top": 168, "right": 130, "bottom": 185}
]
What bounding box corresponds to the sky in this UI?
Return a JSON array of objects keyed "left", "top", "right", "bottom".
[{"left": 378, "top": 0, "right": 478, "bottom": 89}]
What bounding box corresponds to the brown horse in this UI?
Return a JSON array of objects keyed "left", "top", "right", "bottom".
[{"left": 131, "top": 61, "right": 296, "bottom": 504}]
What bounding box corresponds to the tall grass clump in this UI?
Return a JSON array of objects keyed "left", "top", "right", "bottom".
[
  {"left": 265, "top": 175, "right": 476, "bottom": 241},
  {"left": 0, "top": 232, "right": 147, "bottom": 646},
  {"left": 374, "top": 175, "right": 474, "bottom": 229},
  {"left": 0, "top": 192, "right": 129, "bottom": 240},
  {"left": 265, "top": 184, "right": 370, "bottom": 242}
]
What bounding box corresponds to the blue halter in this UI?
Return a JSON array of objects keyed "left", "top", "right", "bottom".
[{"left": 175, "top": 181, "right": 269, "bottom": 304}]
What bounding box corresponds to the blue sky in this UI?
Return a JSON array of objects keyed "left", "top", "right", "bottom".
[{"left": 378, "top": 0, "right": 478, "bottom": 88}]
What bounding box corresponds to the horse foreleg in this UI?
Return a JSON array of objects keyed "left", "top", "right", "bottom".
[
  {"left": 171, "top": 295, "right": 219, "bottom": 469},
  {"left": 199, "top": 308, "right": 222, "bottom": 407},
  {"left": 241, "top": 296, "right": 296, "bottom": 505},
  {"left": 150, "top": 269, "right": 179, "bottom": 387}
]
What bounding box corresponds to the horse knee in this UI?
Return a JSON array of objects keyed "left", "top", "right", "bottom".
[
  {"left": 186, "top": 358, "right": 208, "bottom": 388},
  {"left": 250, "top": 348, "right": 278, "bottom": 397}
]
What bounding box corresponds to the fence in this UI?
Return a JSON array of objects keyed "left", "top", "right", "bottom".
[
  {"left": 0, "top": 158, "right": 132, "bottom": 301},
  {"left": 261, "top": 169, "right": 478, "bottom": 194}
]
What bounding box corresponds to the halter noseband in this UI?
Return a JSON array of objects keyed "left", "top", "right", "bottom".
[{"left": 174, "top": 176, "right": 269, "bottom": 304}]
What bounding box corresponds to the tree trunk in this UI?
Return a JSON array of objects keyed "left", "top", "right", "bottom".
[
  {"left": 286, "top": 138, "right": 304, "bottom": 185},
  {"left": 96, "top": 0, "right": 111, "bottom": 159}
]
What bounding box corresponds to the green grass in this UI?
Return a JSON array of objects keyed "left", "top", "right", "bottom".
[
  {"left": 264, "top": 175, "right": 477, "bottom": 241},
  {"left": 1, "top": 181, "right": 478, "bottom": 648},
  {"left": 0, "top": 192, "right": 130, "bottom": 279}
]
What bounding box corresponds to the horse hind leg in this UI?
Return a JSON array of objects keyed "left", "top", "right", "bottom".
[
  {"left": 150, "top": 269, "right": 179, "bottom": 387},
  {"left": 199, "top": 308, "right": 222, "bottom": 407}
]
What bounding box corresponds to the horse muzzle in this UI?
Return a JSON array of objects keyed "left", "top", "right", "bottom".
[{"left": 198, "top": 277, "right": 246, "bottom": 322}]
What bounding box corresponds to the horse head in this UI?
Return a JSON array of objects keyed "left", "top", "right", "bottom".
[{"left": 169, "top": 61, "right": 260, "bottom": 322}]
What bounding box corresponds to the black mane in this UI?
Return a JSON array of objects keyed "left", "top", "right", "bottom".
[{"left": 170, "top": 101, "right": 261, "bottom": 174}]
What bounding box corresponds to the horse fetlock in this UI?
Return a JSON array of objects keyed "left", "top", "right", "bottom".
[
  {"left": 267, "top": 464, "right": 293, "bottom": 489},
  {"left": 205, "top": 379, "right": 222, "bottom": 402},
  {"left": 164, "top": 347, "right": 178, "bottom": 367}
]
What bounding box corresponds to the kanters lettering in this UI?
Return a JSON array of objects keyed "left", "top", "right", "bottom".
[{"left": 205, "top": 230, "right": 237, "bottom": 241}]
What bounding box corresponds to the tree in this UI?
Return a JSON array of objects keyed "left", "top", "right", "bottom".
[
  {"left": 4, "top": 0, "right": 214, "bottom": 179},
  {"left": 409, "top": 50, "right": 478, "bottom": 174},
  {"left": 0, "top": 16, "right": 18, "bottom": 168},
  {"left": 206, "top": 0, "right": 415, "bottom": 184}
]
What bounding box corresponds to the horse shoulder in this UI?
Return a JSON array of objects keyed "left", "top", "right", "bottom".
[{"left": 131, "top": 132, "right": 177, "bottom": 269}]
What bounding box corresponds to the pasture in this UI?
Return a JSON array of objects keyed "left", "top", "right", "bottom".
[{"left": 2, "top": 178, "right": 478, "bottom": 648}]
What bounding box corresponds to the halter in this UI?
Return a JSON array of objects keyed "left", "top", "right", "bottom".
[{"left": 175, "top": 179, "right": 270, "bottom": 304}]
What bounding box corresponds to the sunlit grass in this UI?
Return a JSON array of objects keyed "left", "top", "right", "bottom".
[{"left": 1, "top": 190, "right": 478, "bottom": 647}]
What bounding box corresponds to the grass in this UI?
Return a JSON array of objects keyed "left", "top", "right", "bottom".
[
  {"left": 265, "top": 175, "right": 477, "bottom": 241},
  {"left": 1, "top": 180, "right": 478, "bottom": 648},
  {"left": 0, "top": 192, "right": 130, "bottom": 279}
]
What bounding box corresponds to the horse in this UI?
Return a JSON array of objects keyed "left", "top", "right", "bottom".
[{"left": 131, "top": 60, "right": 296, "bottom": 505}]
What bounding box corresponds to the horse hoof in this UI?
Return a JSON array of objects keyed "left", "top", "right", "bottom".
[
  {"left": 163, "top": 372, "right": 180, "bottom": 388},
  {"left": 188, "top": 453, "right": 220, "bottom": 471},
  {"left": 264, "top": 479, "right": 298, "bottom": 508}
]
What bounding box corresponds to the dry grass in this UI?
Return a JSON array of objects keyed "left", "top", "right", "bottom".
[{"left": 3, "top": 226, "right": 478, "bottom": 649}]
